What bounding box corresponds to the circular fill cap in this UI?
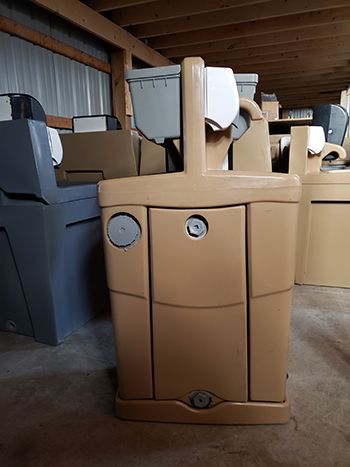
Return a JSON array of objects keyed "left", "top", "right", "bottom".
[{"left": 108, "top": 213, "right": 141, "bottom": 248}]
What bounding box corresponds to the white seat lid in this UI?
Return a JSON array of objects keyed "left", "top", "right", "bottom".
[
  {"left": 205, "top": 67, "right": 240, "bottom": 131},
  {"left": 308, "top": 126, "right": 325, "bottom": 154},
  {"left": 47, "top": 127, "right": 63, "bottom": 166}
]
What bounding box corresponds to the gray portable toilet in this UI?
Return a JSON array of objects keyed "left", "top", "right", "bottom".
[{"left": 0, "top": 95, "right": 108, "bottom": 345}]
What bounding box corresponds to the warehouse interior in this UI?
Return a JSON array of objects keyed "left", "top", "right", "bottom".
[{"left": 0, "top": 1, "right": 350, "bottom": 466}]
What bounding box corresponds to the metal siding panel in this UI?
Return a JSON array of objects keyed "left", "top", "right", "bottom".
[
  {"left": 0, "top": 0, "right": 109, "bottom": 60},
  {"left": 0, "top": 30, "right": 112, "bottom": 117}
]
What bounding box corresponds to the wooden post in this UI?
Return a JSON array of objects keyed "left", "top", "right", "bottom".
[{"left": 111, "top": 49, "right": 133, "bottom": 129}]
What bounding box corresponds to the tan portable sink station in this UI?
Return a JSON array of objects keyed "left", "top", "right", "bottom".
[{"left": 98, "top": 57, "right": 301, "bottom": 424}]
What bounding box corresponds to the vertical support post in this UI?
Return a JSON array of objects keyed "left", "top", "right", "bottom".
[
  {"left": 111, "top": 48, "right": 133, "bottom": 130},
  {"left": 181, "top": 57, "right": 207, "bottom": 176}
]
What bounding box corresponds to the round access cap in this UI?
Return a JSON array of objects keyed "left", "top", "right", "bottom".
[{"left": 108, "top": 213, "right": 141, "bottom": 249}]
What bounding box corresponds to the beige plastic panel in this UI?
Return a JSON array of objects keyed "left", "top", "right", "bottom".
[
  {"left": 101, "top": 206, "right": 149, "bottom": 297},
  {"left": 103, "top": 205, "right": 153, "bottom": 399},
  {"left": 248, "top": 202, "right": 299, "bottom": 298},
  {"left": 234, "top": 118, "right": 272, "bottom": 172},
  {"left": 153, "top": 303, "right": 247, "bottom": 401},
  {"left": 150, "top": 207, "right": 247, "bottom": 401},
  {"left": 289, "top": 126, "right": 350, "bottom": 286},
  {"left": 140, "top": 138, "right": 166, "bottom": 175},
  {"left": 295, "top": 198, "right": 312, "bottom": 284},
  {"left": 248, "top": 202, "right": 298, "bottom": 402},
  {"left": 110, "top": 292, "right": 153, "bottom": 399},
  {"left": 305, "top": 203, "right": 350, "bottom": 287},
  {"left": 115, "top": 398, "right": 290, "bottom": 424},
  {"left": 150, "top": 207, "right": 246, "bottom": 307},
  {"left": 249, "top": 291, "right": 292, "bottom": 402},
  {"left": 57, "top": 130, "right": 139, "bottom": 182}
]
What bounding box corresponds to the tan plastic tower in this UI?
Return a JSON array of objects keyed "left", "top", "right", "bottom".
[
  {"left": 289, "top": 125, "right": 350, "bottom": 287},
  {"left": 98, "top": 58, "right": 301, "bottom": 424}
]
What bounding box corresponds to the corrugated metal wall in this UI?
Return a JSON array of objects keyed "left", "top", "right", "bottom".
[
  {"left": 283, "top": 108, "right": 313, "bottom": 119},
  {"left": 0, "top": 0, "right": 112, "bottom": 117}
]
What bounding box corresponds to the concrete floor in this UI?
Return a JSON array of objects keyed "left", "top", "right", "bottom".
[{"left": 1, "top": 285, "right": 349, "bottom": 467}]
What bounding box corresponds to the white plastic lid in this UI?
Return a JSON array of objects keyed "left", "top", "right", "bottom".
[
  {"left": 205, "top": 67, "right": 240, "bottom": 131},
  {"left": 307, "top": 126, "right": 325, "bottom": 154},
  {"left": 47, "top": 127, "right": 63, "bottom": 166}
]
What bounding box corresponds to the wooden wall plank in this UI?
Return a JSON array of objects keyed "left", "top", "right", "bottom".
[
  {"left": 0, "top": 15, "right": 111, "bottom": 73},
  {"left": 129, "top": 0, "right": 350, "bottom": 38},
  {"left": 47, "top": 115, "right": 72, "bottom": 129},
  {"left": 32, "top": 0, "right": 172, "bottom": 66}
]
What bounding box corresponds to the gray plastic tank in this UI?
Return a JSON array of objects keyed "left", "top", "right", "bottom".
[
  {"left": 126, "top": 65, "right": 181, "bottom": 144},
  {"left": 233, "top": 73, "right": 259, "bottom": 140},
  {"left": 235, "top": 74, "right": 259, "bottom": 101}
]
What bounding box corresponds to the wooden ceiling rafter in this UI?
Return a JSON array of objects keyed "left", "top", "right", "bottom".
[
  {"left": 86, "top": 0, "right": 156, "bottom": 12},
  {"left": 112, "top": 0, "right": 271, "bottom": 27},
  {"left": 258, "top": 80, "right": 350, "bottom": 93},
  {"left": 205, "top": 51, "right": 350, "bottom": 68},
  {"left": 227, "top": 60, "right": 350, "bottom": 75},
  {"left": 149, "top": 7, "right": 350, "bottom": 50},
  {"left": 162, "top": 22, "right": 350, "bottom": 59},
  {"left": 127, "top": 0, "right": 350, "bottom": 38},
  {"left": 266, "top": 84, "right": 348, "bottom": 97},
  {"left": 198, "top": 37, "right": 350, "bottom": 65},
  {"left": 257, "top": 67, "right": 350, "bottom": 80},
  {"left": 35, "top": 0, "right": 350, "bottom": 107}
]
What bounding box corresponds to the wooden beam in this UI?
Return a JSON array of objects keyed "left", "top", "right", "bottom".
[
  {"left": 162, "top": 22, "right": 350, "bottom": 58},
  {"left": 207, "top": 51, "right": 350, "bottom": 69},
  {"left": 113, "top": 0, "right": 270, "bottom": 27},
  {"left": 281, "top": 100, "right": 339, "bottom": 107},
  {"left": 258, "top": 79, "right": 350, "bottom": 92},
  {"left": 111, "top": 49, "right": 132, "bottom": 129},
  {"left": 259, "top": 73, "right": 350, "bottom": 85},
  {"left": 258, "top": 72, "right": 350, "bottom": 83},
  {"left": 224, "top": 59, "right": 350, "bottom": 75},
  {"left": 31, "top": 0, "right": 172, "bottom": 67},
  {"left": 257, "top": 67, "right": 350, "bottom": 81},
  {"left": 259, "top": 79, "right": 349, "bottom": 90},
  {"left": 282, "top": 95, "right": 340, "bottom": 101},
  {"left": 280, "top": 94, "right": 340, "bottom": 109},
  {"left": 264, "top": 84, "right": 347, "bottom": 97},
  {"left": 47, "top": 115, "right": 72, "bottom": 129},
  {"left": 87, "top": 0, "right": 155, "bottom": 12},
  {"left": 281, "top": 94, "right": 340, "bottom": 101},
  {"left": 281, "top": 92, "right": 342, "bottom": 98},
  {"left": 0, "top": 15, "right": 111, "bottom": 73},
  {"left": 150, "top": 7, "right": 350, "bottom": 49},
  {"left": 277, "top": 89, "right": 342, "bottom": 96},
  {"left": 279, "top": 94, "right": 340, "bottom": 109},
  {"left": 129, "top": 0, "right": 350, "bottom": 38},
  {"left": 200, "top": 37, "right": 350, "bottom": 65}
]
